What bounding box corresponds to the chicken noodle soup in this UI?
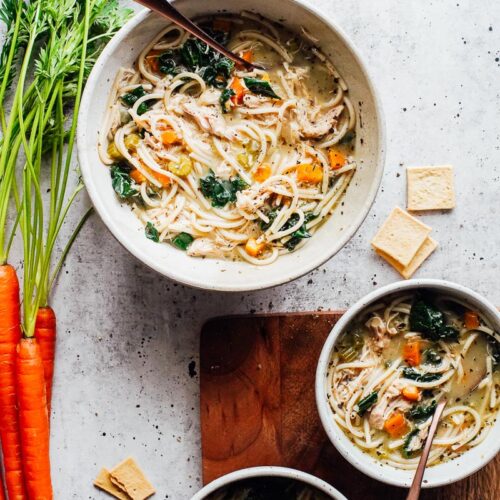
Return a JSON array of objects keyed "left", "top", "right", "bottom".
[
  {"left": 99, "top": 12, "right": 356, "bottom": 264},
  {"left": 327, "top": 292, "right": 500, "bottom": 469}
]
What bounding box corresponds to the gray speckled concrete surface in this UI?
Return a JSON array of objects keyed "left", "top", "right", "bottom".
[{"left": 6, "top": 0, "right": 500, "bottom": 498}]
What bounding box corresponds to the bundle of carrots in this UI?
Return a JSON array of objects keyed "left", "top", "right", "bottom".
[{"left": 0, "top": 0, "right": 131, "bottom": 498}]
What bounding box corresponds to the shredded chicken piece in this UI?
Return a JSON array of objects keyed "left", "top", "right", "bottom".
[
  {"left": 366, "top": 315, "right": 389, "bottom": 351},
  {"left": 182, "top": 100, "right": 236, "bottom": 140},
  {"left": 369, "top": 379, "right": 405, "bottom": 430},
  {"left": 242, "top": 94, "right": 273, "bottom": 108},
  {"left": 296, "top": 101, "right": 343, "bottom": 139},
  {"left": 186, "top": 238, "right": 225, "bottom": 258},
  {"left": 197, "top": 88, "right": 221, "bottom": 106},
  {"left": 235, "top": 186, "right": 270, "bottom": 216},
  {"left": 406, "top": 426, "right": 429, "bottom": 453}
]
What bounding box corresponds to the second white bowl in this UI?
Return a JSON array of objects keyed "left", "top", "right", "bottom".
[{"left": 315, "top": 279, "right": 500, "bottom": 488}]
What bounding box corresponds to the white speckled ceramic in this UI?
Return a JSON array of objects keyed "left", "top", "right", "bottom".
[
  {"left": 190, "top": 466, "right": 347, "bottom": 499},
  {"left": 77, "top": 0, "right": 385, "bottom": 291},
  {"left": 316, "top": 279, "right": 500, "bottom": 488}
]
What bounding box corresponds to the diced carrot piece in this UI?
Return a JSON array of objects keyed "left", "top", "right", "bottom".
[
  {"left": 151, "top": 169, "right": 171, "bottom": 187},
  {"left": 329, "top": 149, "right": 346, "bottom": 170},
  {"left": 253, "top": 164, "right": 272, "bottom": 183},
  {"left": 213, "top": 18, "right": 231, "bottom": 32},
  {"left": 384, "top": 412, "right": 408, "bottom": 438},
  {"left": 245, "top": 238, "right": 266, "bottom": 257},
  {"left": 161, "top": 130, "right": 180, "bottom": 145},
  {"left": 241, "top": 50, "right": 254, "bottom": 63},
  {"left": 403, "top": 340, "right": 421, "bottom": 367},
  {"left": 146, "top": 50, "right": 161, "bottom": 73},
  {"left": 296, "top": 163, "right": 323, "bottom": 183},
  {"left": 230, "top": 77, "right": 246, "bottom": 105},
  {"left": 130, "top": 169, "right": 146, "bottom": 184},
  {"left": 464, "top": 311, "right": 480, "bottom": 329},
  {"left": 402, "top": 386, "right": 421, "bottom": 402}
]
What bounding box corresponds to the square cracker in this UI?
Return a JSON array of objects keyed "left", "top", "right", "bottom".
[
  {"left": 407, "top": 165, "right": 455, "bottom": 210},
  {"left": 94, "top": 468, "right": 131, "bottom": 500},
  {"left": 377, "top": 236, "right": 438, "bottom": 279},
  {"left": 371, "top": 207, "right": 432, "bottom": 267},
  {"left": 109, "top": 457, "right": 155, "bottom": 500}
]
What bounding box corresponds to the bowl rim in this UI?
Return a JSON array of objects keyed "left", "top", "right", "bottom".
[
  {"left": 189, "top": 466, "right": 347, "bottom": 500},
  {"left": 315, "top": 278, "right": 500, "bottom": 488},
  {"left": 77, "top": 0, "right": 386, "bottom": 291}
]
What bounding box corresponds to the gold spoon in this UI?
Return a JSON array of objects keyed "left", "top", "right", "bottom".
[
  {"left": 134, "top": 0, "right": 264, "bottom": 71},
  {"left": 406, "top": 399, "right": 447, "bottom": 500}
]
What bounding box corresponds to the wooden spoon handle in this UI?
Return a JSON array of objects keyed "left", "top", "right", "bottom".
[{"left": 406, "top": 399, "right": 447, "bottom": 500}]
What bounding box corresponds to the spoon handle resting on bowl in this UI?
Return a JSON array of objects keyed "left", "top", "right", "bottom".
[
  {"left": 406, "top": 399, "right": 447, "bottom": 500},
  {"left": 133, "top": 0, "right": 262, "bottom": 70}
]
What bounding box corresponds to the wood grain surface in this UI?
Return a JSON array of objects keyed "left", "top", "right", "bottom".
[{"left": 200, "top": 312, "right": 499, "bottom": 500}]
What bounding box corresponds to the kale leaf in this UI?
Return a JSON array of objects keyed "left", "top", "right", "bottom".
[
  {"left": 145, "top": 222, "right": 159, "bottom": 242},
  {"left": 402, "top": 368, "right": 442, "bottom": 383},
  {"left": 121, "top": 86, "right": 146, "bottom": 106},
  {"left": 157, "top": 34, "right": 234, "bottom": 88},
  {"left": 158, "top": 50, "right": 179, "bottom": 75},
  {"left": 355, "top": 391, "right": 378, "bottom": 416},
  {"left": 243, "top": 77, "right": 280, "bottom": 99},
  {"left": 110, "top": 164, "right": 137, "bottom": 199},
  {"left": 423, "top": 348, "right": 442, "bottom": 365},
  {"left": 173, "top": 232, "right": 194, "bottom": 250},
  {"left": 260, "top": 209, "right": 278, "bottom": 231},
  {"left": 220, "top": 88, "right": 235, "bottom": 113},
  {"left": 402, "top": 429, "right": 421, "bottom": 458},
  {"left": 200, "top": 170, "right": 248, "bottom": 207},
  {"left": 281, "top": 212, "right": 316, "bottom": 251},
  {"left": 407, "top": 400, "right": 437, "bottom": 421},
  {"left": 409, "top": 299, "right": 459, "bottom": 341},
  {"left": 121, "top": 86, "right": 150, "bottom": 115}
]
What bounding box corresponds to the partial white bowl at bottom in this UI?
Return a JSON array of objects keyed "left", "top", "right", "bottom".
[{"left": 190, "top": 466, "right": 347, "bottom": 499}]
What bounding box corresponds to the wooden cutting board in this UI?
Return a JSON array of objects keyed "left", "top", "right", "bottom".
[{"left": 199, "top": 312, "right": 499, "bottom": 500}]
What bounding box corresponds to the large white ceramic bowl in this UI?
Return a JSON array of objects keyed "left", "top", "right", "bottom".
[
  {"left": 77, "top": 0, "right": 385, "bottom": 291},
  {"left": 315, "top": 279, "right": 500, "bottom": 488},
  {"left": 190, "top": 466, "right": 347, "bottom": 499}
]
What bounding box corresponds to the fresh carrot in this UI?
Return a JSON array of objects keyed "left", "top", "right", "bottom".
[
  {"left": 0, "top": 264, "right": 26, "bottom": 499},
  {"left": 328, "top": 149, "right": 346, "bottom": 170},
  {"left": 0, "top": 472, "right": 5, "bottom": 500},
  {"left": 253, "top": 164, "right": 272, "bottom": 183},
  {"left": 241, "top": 49, "right": 253, "bottom": 63},
  {"left": 402, "top": 386, "right": 421, "bottom": 402},
  {"left": 296, "top": 163, "right": 323, "bottom": 183},
  {"left": 403, "top": 340, "right": 421, "bottom": 367},
  {"left": 464, "top": 311, "right": 480, "bottom": 329},
  {"left": 145, "top": 50, "right": 161, "bottom": 73},
  {"left": 16, "top": 338, "right": 52, "bottom": 500},
  {"left": 130, "top": 169, "right": 147, "bottom": 184},
  {"left": 160, "top": 129, "right": 180, "bottom": 145},
  {"left": 35, "top": 306, "right": 56, "bottom": 414},
  {"left": 245, "top": 238, "right": 266, "bottom": 257},
  {"left": 384, "top": 412, "right": 408, "bottom": 438},
  {"left": 229, "top": 77, "right": 246, "bottom": 105}
]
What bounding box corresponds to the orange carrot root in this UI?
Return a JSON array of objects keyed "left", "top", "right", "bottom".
[
  {"left": 16, "top": 338, "right": 53, "bottom": 500},
  {"left": 35, "top": 306, "right": 56, "bottom": 414},
  {"left": 0, "top": 264, "right": 26, "bottom": 499}
]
